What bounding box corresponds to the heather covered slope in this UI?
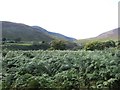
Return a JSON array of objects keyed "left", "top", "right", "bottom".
[{"left": 78, "top": 28, "right": 120, "bottom": 43}]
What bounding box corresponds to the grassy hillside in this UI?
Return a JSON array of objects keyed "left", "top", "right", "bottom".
[
  {"left": 2, "top": 21, "right": 54, "bottom": 42},
  {"left": 2, "top": 21, "right": 76, "bottom": 42}
]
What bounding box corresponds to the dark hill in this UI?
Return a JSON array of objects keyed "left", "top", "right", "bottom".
[{"left": 2, "top": 21, "right": 76, "bottom": 42}]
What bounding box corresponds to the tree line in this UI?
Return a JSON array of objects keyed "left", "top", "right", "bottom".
[{"left": 2, "top": 37, "right": 120, "bottom": 50}]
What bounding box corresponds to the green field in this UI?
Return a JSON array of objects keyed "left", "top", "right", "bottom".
[{"left": 1, "top": 48, "right": 120, "bottom": 90}]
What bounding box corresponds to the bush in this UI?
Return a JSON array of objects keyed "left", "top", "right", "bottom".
[
  {"left": 84, "top": 41, "right": 104, "bottom": 50},
  {"left": 84, "top": 40, "right": 116, "bottom": 51},
  {"left": 104, "top": 40, "right": 116, "bottom": 48}
]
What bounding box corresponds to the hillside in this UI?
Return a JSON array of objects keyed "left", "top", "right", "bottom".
[
  {"left": 32, "top": 26, "right": 76, "bottom": 41},
  {"left": 78, "top": 28, "right": 120, "bottom": 43},
  {"left": 2, "top": 21, "right": 55, "bottom": 42},
  {"left": 97, "top": 28, "right": 119, "bottom": 40},
  {"left": 2, "top": 21, "right": 76, "bottom": 42}
]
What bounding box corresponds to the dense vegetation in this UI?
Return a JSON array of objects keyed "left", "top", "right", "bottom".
[
  {"left": 2, "top": 40, "right": 79, "bottom": 50},
  {"left": 84, "top": 40, "right": 116, "bottom": 51},
  {"left": 3, "top": 39, "right": 120, "bottom": 51},
  {"left": 1, "top": 48, "right": 120, "bottom": 90},
  {"left": 1, "top": 38, "right": 120, "bottom": 89}
]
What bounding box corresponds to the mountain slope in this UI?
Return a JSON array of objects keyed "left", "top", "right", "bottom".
[
  {"left": 32, "top": 26, "right": 76, "bottom": 41},
  {"left": 2, "top": 21, "right": 54, "bottom": 42},
  {"left": 2, "top": 21, "right": 76, "bottom": 42},
  {"left": 96, "top": 28, "right": 119, "bottom": 40},
  {"left": 78, "top": 28, "right": 120, "bottom": 43}
]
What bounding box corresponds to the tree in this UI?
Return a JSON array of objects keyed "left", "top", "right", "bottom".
[{"left": 50, "top": 40, "right": 67, "bottom": 50}]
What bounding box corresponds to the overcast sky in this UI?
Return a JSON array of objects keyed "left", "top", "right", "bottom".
[{"left": 0, "top": 0, "right": 119, "bottom": 39}]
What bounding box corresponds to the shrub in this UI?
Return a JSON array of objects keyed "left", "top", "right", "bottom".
[{"left": 84, "top": 40, "right": 116, "bottom": 51}]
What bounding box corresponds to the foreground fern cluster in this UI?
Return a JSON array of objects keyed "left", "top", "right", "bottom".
[{"left": 1, "top": 49, "right": 120, "bottom": 90}]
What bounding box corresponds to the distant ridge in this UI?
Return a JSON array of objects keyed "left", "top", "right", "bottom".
[
  {"left": 32, "top": 26, "right": 76, "bottom": 41},
  {"left": 96, "top": 28, "right": 119, "bottom": 40},
  {"left": 78, "top": 28, "right": 120, "bottom": 43}
]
